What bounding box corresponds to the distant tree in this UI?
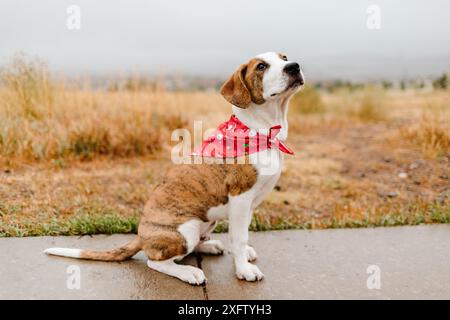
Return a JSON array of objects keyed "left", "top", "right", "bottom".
[
  {"left": 432, "top": 73, "right": 448, "bottom": 90},
  {"left": 314, "top": 82, "right": 323, "bottom": 90},
  {"left": 410, "top": 80, "right": 425, "bottom": 90},
  {"left": 349, "top": 82, "right": 364, "bottom": 91},
  {"left": 327, "top": 80, "right": 344, "bottom": 92},
  {"left": 381, "top": 80, "right": 393, "bottom": 90},
  {"left": 417, "top": 80, "right": 425, "bottom": 89},
  {"left": 400, "top": 80, "right": 406, "bottom": 91}
]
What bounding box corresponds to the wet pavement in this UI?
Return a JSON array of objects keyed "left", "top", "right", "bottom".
[{"left": 1, "top": 225, "right": 450, "bottom": 299}]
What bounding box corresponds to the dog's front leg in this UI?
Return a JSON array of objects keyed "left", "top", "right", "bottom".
[{"left": 229, "top": 196, "right": 264, "bottom": 281}]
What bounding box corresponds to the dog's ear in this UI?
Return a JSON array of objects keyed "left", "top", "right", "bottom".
[{"left": 220, "top": 63, "right": 251, "bottom": 109}]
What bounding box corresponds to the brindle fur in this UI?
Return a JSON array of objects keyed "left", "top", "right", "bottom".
[{"left": 138, "top": 161, "right": 257, "bottom": 260}]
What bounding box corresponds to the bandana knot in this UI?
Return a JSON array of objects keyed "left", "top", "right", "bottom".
[{"left": 192, "top": 115, "right": 294, "bottom": 158}]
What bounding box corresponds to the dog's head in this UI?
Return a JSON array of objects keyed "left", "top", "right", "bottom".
[{"left": 220, "top": 52, "right": 304, "bottom": 108}]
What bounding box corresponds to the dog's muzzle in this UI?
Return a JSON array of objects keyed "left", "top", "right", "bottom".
[{"left": 284, "top": 62, "right": 304, "bottom": 86}]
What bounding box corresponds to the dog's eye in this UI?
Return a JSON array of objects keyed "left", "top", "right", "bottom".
[
  {"left": 281, "top": 55, "right": 288, "bottom": 61},
  {"left": 256, "top": 63, "right": 267, "bottom": 70}
]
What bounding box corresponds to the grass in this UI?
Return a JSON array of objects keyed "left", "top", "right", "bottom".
[
  {"left": 352, "top": 89, "right": 386, "bottom": 122},
  {"left": 0, "top": 54, "right": 449, "bottom": 237},
  {"left": 0, "top": 212, "right": 139, "bottom": 237},
  {"left": 1, "top": 203, "right": 448, "bottom": 237},
  {"left": 0, "top": 55, "right": 191, "bottom": 163},
  {"left": 400, "top": 113, "right": 450, "bottom": 158},
  {"left": 0, "top": 52, "right": 54, "bottom": 120},
  {"left": 290, "top": 86, "right": 326, "bottom": 114}
]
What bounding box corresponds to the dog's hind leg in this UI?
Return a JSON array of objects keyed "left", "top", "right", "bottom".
[
  {"left": 147, "top": 257, "right": 206, "bottom": 285},
  {"left": 195, "top": 239, "right": 225, "bottom": 255},
  {"left": 194, "top": 221, "right": 225, "bottom": 255},
  {"left": 144, "top": 219, "right": 206, "bottom": 285}
]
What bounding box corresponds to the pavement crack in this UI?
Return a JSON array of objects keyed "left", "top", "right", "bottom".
[{"left": 195, "top": 253, "right": 209, "bottom": 300}]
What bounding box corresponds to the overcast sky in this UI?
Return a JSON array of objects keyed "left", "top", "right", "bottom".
[{"left": 1, "top": 0, "right": 449, "bottom": 80}]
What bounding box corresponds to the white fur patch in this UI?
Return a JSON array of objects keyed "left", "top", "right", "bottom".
[
  {"left": 195, "top": 239, "right": 225, "bottom": 255},
  {"left": 206, "top": 202, "right": 229, "bottom": 221},
  {"left": 44, "top": 248, "right": 82, "bottom": 258},
  {"left": 177, "top": 219, "right": 201, "bottom": 253},
  {"left": 147, "top": 257, "right": 206, "bottom": 285}
]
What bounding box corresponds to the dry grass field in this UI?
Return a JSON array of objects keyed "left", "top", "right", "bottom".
[{"left": 0, "top": 55, "right": 449, "bottom": 236}]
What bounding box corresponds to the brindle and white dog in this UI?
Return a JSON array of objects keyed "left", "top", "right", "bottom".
[{"left": 45, "top": 52, "right": 304, "bottom": 285}]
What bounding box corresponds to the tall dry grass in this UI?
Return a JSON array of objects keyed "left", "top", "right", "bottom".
[
  {"left": 400, "top": 113, "right": 450, "bottom": 158},
  {"left": 352, "top": 88, "right": 387, "bottom": 122},
  {"left": 1, "top": 53, "right": 54, "bottom": 119},
  {"left": 1, "top": 55, "right": 228, "bottom": 163},
  {"left": 290, "top": 86, "right": 387, "bottom": 121},
  {"left": 322, "top": 87, "right": 387, "bottom": 122},
  {"left": 290, "top": 86, "right": 326, "bottom": 114}
]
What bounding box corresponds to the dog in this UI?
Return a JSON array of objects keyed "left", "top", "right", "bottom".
[{"left": 44, "top": 52, "right": 304, "bottom": 285}]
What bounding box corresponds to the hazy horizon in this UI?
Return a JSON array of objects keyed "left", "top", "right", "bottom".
[{"left": 1, "top": 0, "right": 450, "bottom": 81}]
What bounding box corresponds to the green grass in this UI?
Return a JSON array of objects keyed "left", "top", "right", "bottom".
[
  {"left": 214, "top": 203, "right": 450, "bottom": 232},
  {"left": 0, "top": 203, "right": 448, "bottom": 237},
  {"left": 321, "top": 203, "right": 450, "bottom": 229},
  {"left": 0, "top": 213, "right": 139, "bottom": 237}
]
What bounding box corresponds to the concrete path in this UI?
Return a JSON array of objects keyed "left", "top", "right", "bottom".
[{"left": 1, "top": 225, "right": 449, "bottom": 299}]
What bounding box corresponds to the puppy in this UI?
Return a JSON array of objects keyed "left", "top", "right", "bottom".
[{"left": 45, "top": 52, "right": 304, "bottom": 285}]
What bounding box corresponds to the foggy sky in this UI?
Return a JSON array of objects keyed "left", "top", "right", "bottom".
[{"left": 1, "top": 0, "right": 449, "bottom": 80}]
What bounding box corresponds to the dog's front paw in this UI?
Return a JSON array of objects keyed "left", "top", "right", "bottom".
[
  {"left": 195, "top": 239, "right": 225, "bottom": 255},
  {"left": 236, "top": 263, "right": 264, "bottom": 282},
  {"left": 246, "top": 245, "right": 258, "bottom": 262},
  {"left": 178, "top": 265, "right": 207, "bottom": 285}
]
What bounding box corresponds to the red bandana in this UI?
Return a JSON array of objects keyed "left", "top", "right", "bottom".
[{"left": 192, "top": 115, "right": 294, "bottom": 158}]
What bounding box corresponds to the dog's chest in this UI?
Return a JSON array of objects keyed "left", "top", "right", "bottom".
[
  {"left": 249, "top": 149, "right": 283, "bottom": 208},
  {"left": 206, "top": 149, "right": 283, "bottom": 221}
]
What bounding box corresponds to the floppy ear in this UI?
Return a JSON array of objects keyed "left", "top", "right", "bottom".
[{"left": 220, "top": 64, "right": 251, "bottom": 108}]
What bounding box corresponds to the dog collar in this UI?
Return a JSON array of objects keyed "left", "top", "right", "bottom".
[{"left": 192, "top": 115, "right": 294, "bottom": 158}]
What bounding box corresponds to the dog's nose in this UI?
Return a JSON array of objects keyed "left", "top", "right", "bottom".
[{"left": 284, "top": 62, "right": 300, "bottom": 76}]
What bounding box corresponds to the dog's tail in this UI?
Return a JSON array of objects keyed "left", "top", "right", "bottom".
[{"left": 44, "top": 237, "right": 142, "bottom": 262}]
